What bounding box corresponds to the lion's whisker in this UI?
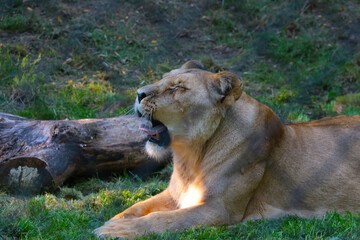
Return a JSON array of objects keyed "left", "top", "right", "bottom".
[{"left": 124, "top": 107, "right": 135, "bottom": 115}]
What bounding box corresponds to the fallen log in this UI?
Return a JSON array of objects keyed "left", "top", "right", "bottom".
[{"left": 0, "top": 113, "right": 167, "bottom": 194}]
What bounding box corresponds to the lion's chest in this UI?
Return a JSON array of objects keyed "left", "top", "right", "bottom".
[{"left": 178, "top": 184, "right": 204, "bottom": 209}]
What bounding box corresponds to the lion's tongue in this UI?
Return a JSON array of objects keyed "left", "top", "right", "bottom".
[{"left": 139, "top": 123, "right": 167, "bottom": 136}]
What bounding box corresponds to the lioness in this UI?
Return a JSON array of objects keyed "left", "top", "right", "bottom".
[{"left": 95, "top": 60, "right": 360, "bottom": 238}]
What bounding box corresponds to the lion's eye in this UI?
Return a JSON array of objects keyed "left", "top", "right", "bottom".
[{"left": 169, "top": 85, "right": 188, "bottom": 91}]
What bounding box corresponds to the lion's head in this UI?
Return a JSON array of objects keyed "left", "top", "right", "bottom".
[{"left": 135, "top": 60, "right": 243, "bottom": 159}]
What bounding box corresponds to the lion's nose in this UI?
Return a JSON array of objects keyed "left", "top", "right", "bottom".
[{"left": 137, "top": 91, "right": 147, "bottom": 103}]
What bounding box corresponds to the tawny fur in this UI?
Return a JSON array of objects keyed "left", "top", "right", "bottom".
[{"left": 95, "top": 61, "right": 360, "bottom": 239}]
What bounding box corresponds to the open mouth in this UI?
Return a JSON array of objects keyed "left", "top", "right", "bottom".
[{"left": 139, "top": 118, "right": 171, "bottom": 148}]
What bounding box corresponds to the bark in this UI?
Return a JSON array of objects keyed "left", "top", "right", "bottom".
[{"left": 0, "top": 113, "right": 166, "bottom": 194}]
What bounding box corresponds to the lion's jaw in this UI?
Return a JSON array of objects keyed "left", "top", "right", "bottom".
[{"left": 135, "top": 62, "right": 243, "bottom": 160}]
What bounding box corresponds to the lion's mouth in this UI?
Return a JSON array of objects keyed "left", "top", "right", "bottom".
[
  {"left": 139, "top": 120, "right": 167, "bottom": 137},
  {"left": 139, "top": 119, "right": 171, "bottom": 148}
]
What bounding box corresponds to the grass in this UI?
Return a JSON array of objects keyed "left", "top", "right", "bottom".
[
  {"left": 0, "top": 173, "right": 170, "bottom": 239},
  {"left": 1, "top": 173, "right": 360, "bottom": 239},
  {"left": 1, "top": 0, "right": 360, "bottom": 239}
]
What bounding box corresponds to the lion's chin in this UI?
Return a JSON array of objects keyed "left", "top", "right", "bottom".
[
  {"left": 145, "top": 140, "right": 172, "bottom": 161},
  {"left": 139, "top": 117, "right": 172, "bottom": 161}
]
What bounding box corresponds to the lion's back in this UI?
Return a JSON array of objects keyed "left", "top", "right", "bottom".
[
  {"left": 262, "top": 114, "right": 360, "bottom": 215},
  {"left": 287, "top": 115, "right": 360, "bottom": 128}
]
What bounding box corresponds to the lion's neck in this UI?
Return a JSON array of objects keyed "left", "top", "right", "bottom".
[
  {"left": 168, "top": 93, "right": 285, "bottom": 206},
  {"left": 198, "top": 93, "right": 285, "bottom": 174},
  {"left": 171, "top": 141, "right": 204, "bottom": 179},
  {"left": 170, "top": 109, "right": 224, "bottom": 179},
  {"left": 170, "top": 93, "right": 285, "bottom": 183},
  {"left": 205, "top": 93, "right": 285, "bottom": 171}
]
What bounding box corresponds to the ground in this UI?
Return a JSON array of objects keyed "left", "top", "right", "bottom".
[{"left": 0, "top": 0, "right": 360, "bottom": 239}]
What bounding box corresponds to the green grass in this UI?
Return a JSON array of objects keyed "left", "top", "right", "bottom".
[
  {"left": 1, "top": 175, "right": 359, "bottom": 239},
  {"left": 147, "top": 212, "right": 360, "bottom": 239},
  {"left": 0, "top": 12, "right": 39, "bottom": 33},
  {"left": 1, "top": 0, "right": 360, "bottom": 239},
  {"left": 1, "top": 0, "right": 359, "bottom": 120},
  {"left": 0, "top": 46, "right": 124, "bottom": 119},
  {"left": 0, "top": 175, "right": 169, "bottom": 239}
]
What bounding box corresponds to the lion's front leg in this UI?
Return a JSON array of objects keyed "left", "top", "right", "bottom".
[
  {"left": 95, "top": 201, "right": 228, "bottom": 239},
  {"left": 108, "top": 189, "right": 176, "bottom": 221}
]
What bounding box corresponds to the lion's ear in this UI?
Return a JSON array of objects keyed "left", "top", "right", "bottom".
[
  {"left": 180, "top": 60, "right": 205, "bottom": 70},
  {"left": 210, "top": 71, "right": 243, "bottom": 106}
]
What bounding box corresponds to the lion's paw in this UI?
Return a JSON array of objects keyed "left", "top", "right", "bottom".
[{"left": 94, "top": 218, "right": 147, "bottom": 239}]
